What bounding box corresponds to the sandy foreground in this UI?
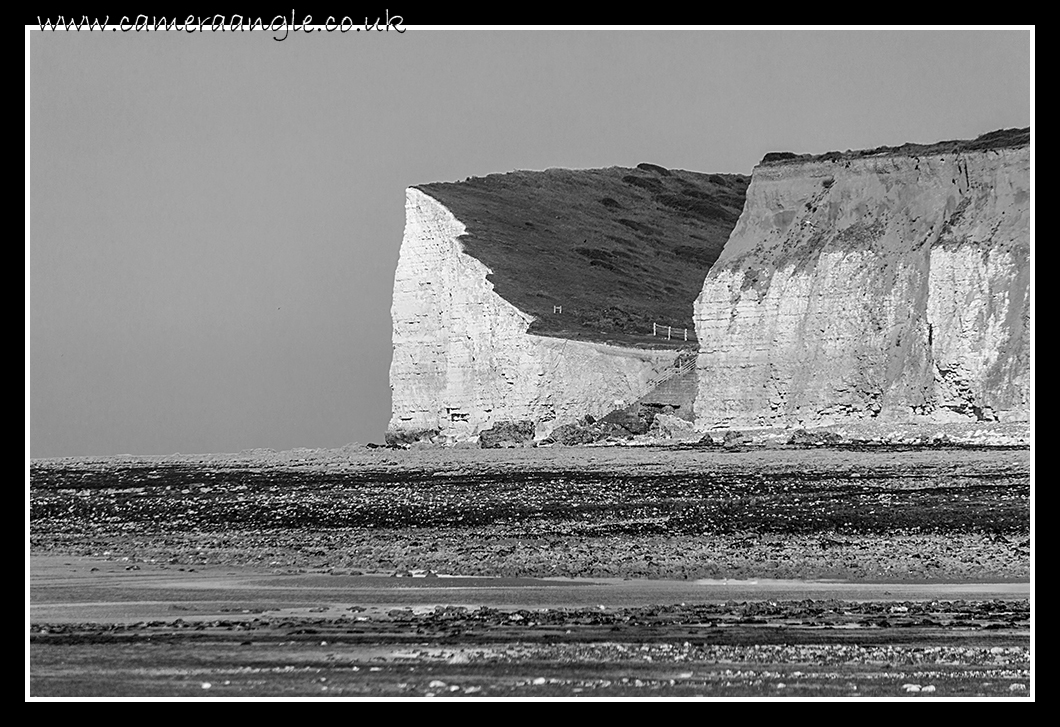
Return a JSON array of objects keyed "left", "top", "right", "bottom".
[{"left": 29, "top": 436, "right": 1032, "bottom": 698}]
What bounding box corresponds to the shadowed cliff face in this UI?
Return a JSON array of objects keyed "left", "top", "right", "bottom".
[{"left": 694, "top": 132, "right": 1030, "bottom": 428}]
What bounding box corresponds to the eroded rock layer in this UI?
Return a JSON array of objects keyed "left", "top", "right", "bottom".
[
  {"left": 694, "top": 133, "right": 1030, "bottom": 428},
  {"left": 388, "top": 189, "right": 677, "bottom": 444}
]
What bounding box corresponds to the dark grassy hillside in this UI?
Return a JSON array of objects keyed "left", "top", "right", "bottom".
[{"left": 417, "top": 164, "right": 748, "bottom": 348}]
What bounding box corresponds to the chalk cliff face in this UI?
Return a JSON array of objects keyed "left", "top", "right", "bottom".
[
  {"left": 694, "top": 139, "right": 1030, "bottom": 427},
  {"left": 389, "top": 188, "right": 677, "bottom": 444}
]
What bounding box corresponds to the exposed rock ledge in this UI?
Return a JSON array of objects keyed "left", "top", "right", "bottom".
[
  {"left": 694, "top": 136, "right": 1030, "bottom": 428},
  {"left": 388, "top": 189, "right": 677, "bottom": 445}
]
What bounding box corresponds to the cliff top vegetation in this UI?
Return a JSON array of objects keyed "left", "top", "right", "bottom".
[
  {"left": 761, "top": 127, "right": 1030, "bottom": 166},
  {"left": 416, "top": 164, "right": 748, "bottom": 348}
]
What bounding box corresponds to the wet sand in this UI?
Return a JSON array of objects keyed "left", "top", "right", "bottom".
[{"left": 31, "top": 554, "right": 1028, "bottom": 625}]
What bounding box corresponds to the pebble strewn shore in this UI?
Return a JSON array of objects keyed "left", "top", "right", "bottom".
[{"left": 31, "top": 444, "right": 1029, "bottom": 582}]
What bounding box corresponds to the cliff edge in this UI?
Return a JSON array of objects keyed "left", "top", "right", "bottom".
[
  {"left": 694, "top": 128, "right": 1031, "bottom": 428},
  {"left": 416, "top": 166, "right": 747, "bottom": 346},
  {"left": 389, "top": 188, "right": 679, "bottom": 445},
  {"left": 389, "top": 166, "right": 747, "bottom": 445}
]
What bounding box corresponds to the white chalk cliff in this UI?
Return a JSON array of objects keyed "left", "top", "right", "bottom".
[
  {"left": 388, "top": 188, "right": 677, "bottom": 444},
  {"left": 694, "top": 143, "right": 1030, "bottom": 427}
]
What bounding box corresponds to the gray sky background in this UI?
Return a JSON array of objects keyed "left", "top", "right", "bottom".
[{"left": 29, "top": 28, "right": 1032, "bottom": 458}]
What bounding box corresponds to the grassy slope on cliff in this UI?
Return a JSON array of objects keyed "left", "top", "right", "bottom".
[{"left": 417, "top": 164, "right": 748, "bottom": 348}]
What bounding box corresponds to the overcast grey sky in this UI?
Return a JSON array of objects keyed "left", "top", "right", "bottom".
[{"left": 28, "top": 28, "right": 1032, "bottom": 457}]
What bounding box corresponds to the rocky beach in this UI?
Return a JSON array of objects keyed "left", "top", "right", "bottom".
[{"left": 30, "top": 430, "right": 1031, "bottom": 698}]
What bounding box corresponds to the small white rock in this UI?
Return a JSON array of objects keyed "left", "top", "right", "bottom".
[{"left": 902, "top": 684, "right": 921, "bottom": 692}]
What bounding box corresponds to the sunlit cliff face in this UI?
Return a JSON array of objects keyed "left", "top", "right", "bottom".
[
  {"left": 388, "top": 188, "right": 676, "bottom": 445},
  {"left": 694, "top": 145, "right": 1029, "bottom": 428}
]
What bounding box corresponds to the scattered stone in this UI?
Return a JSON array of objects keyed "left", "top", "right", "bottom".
[
  {"left": 648, "top": 413, "right": 698, "bottom": 441},
  {"left": 722, "top": 430, "right": 748, "bottom": 448},
  {"left": 479, "top": 420, "right": 536, "bottom": 449},
  {"left": 600, "top": 405, "right": 654, "bottom": 435},
  {"left": 384, "top": 428, "right": 440, "bottom": 448},
  {"left": 787, "top": 429, "right": 845, "bottom": 446},
  {"left": 549, "top": 422, "right": 602, "bottom": 446}
]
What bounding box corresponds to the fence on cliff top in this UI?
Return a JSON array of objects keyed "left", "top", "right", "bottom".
[{"left": 652, "top": 322, "right": 696, "bottom": 342}]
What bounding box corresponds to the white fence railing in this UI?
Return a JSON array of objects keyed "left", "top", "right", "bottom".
[{"left": 652, "top": 322, "right": 696, "bottom": 341}]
